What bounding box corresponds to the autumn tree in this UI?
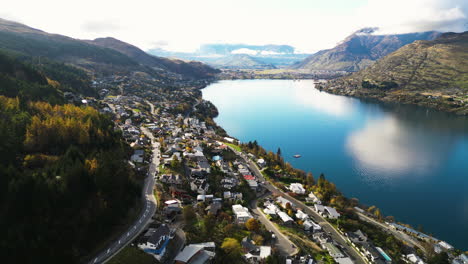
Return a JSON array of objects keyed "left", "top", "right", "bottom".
[
  {"left": 245, "top": 218, "right": 260, "bottom": 232},
  {"left": 221, "top": 238, "right": 242, "bottom": 257}
]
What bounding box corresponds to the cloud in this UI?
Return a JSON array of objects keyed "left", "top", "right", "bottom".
[
  {"left": 357, "top": 0, "right": 468, "bottom": 34},
  {"left": 81, "top": 20, "right": 121, "bottom": 33},
  {"left": 231, "top": 48, "right": 258, "bottom": 55}
]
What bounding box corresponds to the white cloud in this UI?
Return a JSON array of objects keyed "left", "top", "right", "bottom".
[
  {"left": 231, "top": 48, "right": 258, "bottom": 55},
  {"left": 1, "top": 0, "right": 466, "bottom": 53}
]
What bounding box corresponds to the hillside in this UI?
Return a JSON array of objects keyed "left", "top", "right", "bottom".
[
  {"left": 0, "top": 52, "right": 140, "bottom": 263},
  {"left": 294, "top": 28, "right": 440, "bottom": 72},
  {"left": 322, "top": 31, "right": 468, "bottom": 114},
  {"left": 0, "top": 18, "right": 217, "bottom": 87},
  {"left": 88, "top": 37, "right": 219, "bottom": 79},
  {"left": 210, "top": 54, "right": 276, "bottom": 69}
]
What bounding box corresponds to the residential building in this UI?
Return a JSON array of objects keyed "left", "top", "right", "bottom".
[
  {"left": 138, "top": 224, "right": 172, "bottom": 261},
  {"left": 232, "top": 204, "right": 253, "bottom": 224},
  {"left": 289, "top": 183, "right": 306, "bottom": 194}
]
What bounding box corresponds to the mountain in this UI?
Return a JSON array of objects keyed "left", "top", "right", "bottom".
[
  {"left": 0, "top": 18, "right": 218, "bottom": 84},
  {"left": 148, "top": 44, "right": 310, "bottom": 69},
  {"left": 322, "top": 31, "right": 468, "bottom": 114},
  {"left": 210, "top": 54, "right": 276, "bottom": 69},
  {"left": 293, "top": 28, "right": 441, "bottom": 72},
  {"left": 88, "top": 37, "right": 219, "bottom": 79}
]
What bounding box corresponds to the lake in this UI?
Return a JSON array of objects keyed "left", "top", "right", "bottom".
[{"left": 202, "top": 79, "right": 468, "bottom": 250}]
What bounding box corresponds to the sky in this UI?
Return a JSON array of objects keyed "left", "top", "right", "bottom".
[{"left": 1, "top": 0, "right": 467, "bottom": 53}]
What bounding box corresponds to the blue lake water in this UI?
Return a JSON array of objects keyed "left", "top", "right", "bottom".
[{"left": 202, "top": 79, "right": 468, "bottom": 250}]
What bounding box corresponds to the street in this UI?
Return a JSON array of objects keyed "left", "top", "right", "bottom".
[
  {"left": 88, "top": 126, "right": 160, "bottom": 264},
  {"left": 231, "top": 147, "right": 367, "bottom": 264}
]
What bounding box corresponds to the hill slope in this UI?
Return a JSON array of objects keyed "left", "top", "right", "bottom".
[
  {"left": 0, "top": 51, "right": 140, "bottom": 263},
  {"left": 88, "top": 37, "right": 219, "bottom": 79},
  {"left": 322, "top": 32, "right": 468, "bottom": 114},
  {"left": 0, "top": 18, "right": 217, "bottom": 86},
  {"left": 294, "top": 28, "right": 440, "bottom": 72},
  {"left": 210, "top": 54, "right": 276, "bottom": 69}
]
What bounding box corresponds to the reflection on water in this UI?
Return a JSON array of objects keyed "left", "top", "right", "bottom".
[
  {"left": 347, "top": 116, "right": 441, "bottom": 180},
  {"left": 203, "top": 79, "right": 468, "bottom": 249},
  {"left": 293, "top": 81, "right": 355, "bottom": 117}
]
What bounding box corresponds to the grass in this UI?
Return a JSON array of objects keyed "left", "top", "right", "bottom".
[
  {"left": 225, "top": 142, "right": 241, "bottom": 152},
  {"left": 107, "top": 246, "right": 159, "bottom": 264}
]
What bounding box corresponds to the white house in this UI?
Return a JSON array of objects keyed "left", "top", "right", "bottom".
[
  {"left": 289, "top": 183, "right": 306, "bottom": 194},
  {"left": 324, "top": 206, "right": 341, "bottom": 219},
  {"left": 406, "top": 254, "right": 426, "bottom": 264},
  {"left": 277, "top": 211, "right": 294, "bottom": 225},
  {"left": 232, "top": 204, "right": 253, "bottom": 224},
  {"left": 303, "top": 219, "right": 321, "bottom": 232},
  {"left": 138, "top": 224, "right": 172, "bottom": 261},
  {"left": 257, "top": 158, "right": 266, "bottom": 167},
  {"left": 323, "top": 243, "right": 344, "bottom": 258},
  {"left": 314, "top": 204, "right": 326, "bottom": 214},
  {"left": 308, "top": 192, "right": 322, "bottom": 204},
  {"left": 277, "top": 196, "right": 294, "bottom": 209},
  {"left": 295, "top": 210, "right": 309, "bottom": 221}
]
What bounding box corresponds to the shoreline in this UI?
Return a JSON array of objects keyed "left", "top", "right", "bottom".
[{"left": 199, "top": 79, "right": 466, "bottom": 251}]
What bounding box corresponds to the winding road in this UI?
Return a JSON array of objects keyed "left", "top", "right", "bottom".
[{"left": 88, "top": 125, "right": 160, "bottom": 264}]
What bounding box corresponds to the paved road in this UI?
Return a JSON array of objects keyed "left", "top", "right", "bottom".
[
  {"left": 355, "top": 212, "right": 427, "bottom": 254},
  {"left": 229, "top": 147, "right": 366, "bottom": 264},
  {"left": 88, "top": 126, "right": 160, "bottom": 264},
  {"left": 250, "top": 198, "right": 299, "bottom": 256}
]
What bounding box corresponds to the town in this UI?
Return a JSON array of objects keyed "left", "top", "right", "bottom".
[{"left": 79, "top": 79, "right": 467, "bottom": 264}]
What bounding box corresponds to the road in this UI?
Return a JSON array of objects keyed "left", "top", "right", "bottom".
[
  {"left": 88, "top": 126, "right": 160, "bottom": 264},
  {"left": 229, "top": 147, "right": 366, "bottom": 264},
  {"left": 355, "top": 212, "right": 427, "bottom": 254},
  {"left": 250, "top": 195, "right": 298, "bottom": 256}
]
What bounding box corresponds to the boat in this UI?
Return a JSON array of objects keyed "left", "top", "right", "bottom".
[{"left": 293, "top": 154, "right": 301, "bottom": 158}]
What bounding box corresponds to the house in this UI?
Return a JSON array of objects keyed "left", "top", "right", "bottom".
[
  {"left": 277, "top": 196, "right": 294, "bottom": 209},
  {"left": 314, "top": 204, "right": 325, "bottom": 214},
  {"left": 308, "top": 192, "right": 322, "bottom": 204},
  {"left": 346, "top": 229, "right": 367, "bottom": 243},
  {"left": 335, "top": 258, "right": 354, "bottom": 264},
  {"left": 324, "top": 206, "right": 341, "bottom": 219},
  {"left": 406, "top": 254, "right": 426, "bottom": 264},
  {"left": 323, "top": 243, "right": 344, "bottom": 258},
  {"left": 263, "top": 204, "right": 279, "bottom": 215},
  {"left": 138, "top": 224, "right": 172, "bottom": 260},
  {"left": 206, "top": 202, "right": 222, "bottom": 215},
  {"left": 242, "top": 237, "right": 272, "bottom": 262},
  {"left": 295, "top": 210, "right": 309, "bottom": 220},
  {"left": 303, "top": 219, "right": 321, "bottom": 232},
  {"left": 452, "top": 254, "right": 468, "bottom": 264},
  {"left": 165, "top": 199, "right": 181, "bottom": 208},
  {"left": 437, "top": 241, "right": 454, "bottom": 251},
  {"left": 277, "top": 211, "right": 294, "bottom": 225},
  {"left": 257, "top": 159, "right": 266, "bottom": 168},
  {"left": 175, "top": 242, "right": 216, "bottom": 264},
  {"left": 232, "top": 204, "right": 253, "bottom": 224},
  {"left": 131, "top": 149, "right": 144, "bottom": 163},
  {"left": 289, "top": 183, "right": 306, "bottom": 194}
]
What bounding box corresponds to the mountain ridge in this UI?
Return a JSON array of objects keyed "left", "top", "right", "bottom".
[{"left": 293, "top": 29, "right": 441, "bottom": 72}]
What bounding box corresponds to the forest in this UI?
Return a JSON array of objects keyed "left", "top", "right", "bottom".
[{"left": 0, "top": 51, "right": 141, "bottom": 263}]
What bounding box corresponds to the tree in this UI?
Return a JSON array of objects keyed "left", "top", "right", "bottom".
[
  {"left": 245, "top": 218, "right": 260, "bottom": 232},
  {"left": 252, "top": 234, "right": 264, "bottom": 245},
  {"left": 428, "top": 252, "right": 449, "bottom": 264},
  {"left": 306, "top": 172, "right": 315, "bottom": 187},
  {"left": 221, "top": 238, "right": 242, "bottom": 257},
  {"left": 183, "top": 205, "right": 197, "bottom": 225},
  {"left": 276, "top": 147, "right": 282, "bottom": 159}
]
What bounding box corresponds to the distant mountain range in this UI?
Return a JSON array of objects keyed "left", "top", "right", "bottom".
[
  {"left": 293, "top": 28, "right": 441, "bottom": 72},
  {"left": 0, "top": 18, "right": 218, "bottom": 87},
  {"left": 148, "top": 44, "right": 310, "bottom": 69}
]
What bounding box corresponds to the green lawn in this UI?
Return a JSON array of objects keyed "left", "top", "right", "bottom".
[
  {"left": 225, "top": 142, "right": 241, "bottom": 152},
  {"left": 107, "top": 246, "right": 159, "bottom": 264}
]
